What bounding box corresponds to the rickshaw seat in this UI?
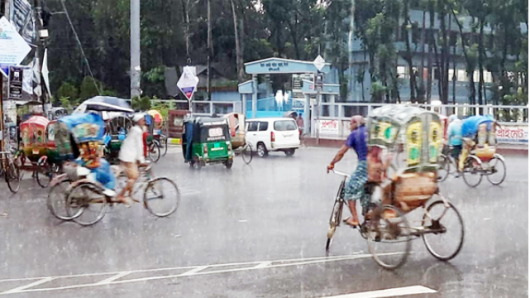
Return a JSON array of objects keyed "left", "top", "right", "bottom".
[{"left": 392, "top": 171, "right": 437, "bottom": 212}]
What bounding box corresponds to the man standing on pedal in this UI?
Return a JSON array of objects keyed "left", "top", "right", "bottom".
[
  {"left": 327, "top": 115, "right": 367, "bottom": 227},
  {"left": 117, "top": 113, "right": 147, "bottom": 205}
]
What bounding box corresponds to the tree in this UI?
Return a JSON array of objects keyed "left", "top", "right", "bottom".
[
  {"left": 57, "top": 82, "right": 79, "bottom": 104},
  {"left": 79, "top": 77, "right": 103, "bottom": 101}
]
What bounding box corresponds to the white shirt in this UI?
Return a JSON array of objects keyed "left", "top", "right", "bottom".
[{"left": 119, "top": 125, "right": 146, "bottom": 163}]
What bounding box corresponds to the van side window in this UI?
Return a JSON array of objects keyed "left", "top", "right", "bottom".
[
  {"left": 258, "top": 122, "right": 269, "bottom": 131},
  {"left": 247, "top": 122, "right": 259, "bottom": 132}
]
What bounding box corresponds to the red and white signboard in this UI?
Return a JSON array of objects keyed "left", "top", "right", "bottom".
[
  {"left": 318, "top": 120, "right": 339, "bottom": 135},
  {"left": 496, "top": 124, "right": 528, "bottom": 144}
]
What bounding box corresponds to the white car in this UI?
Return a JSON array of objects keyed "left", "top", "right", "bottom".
[{"left": 245, "top": 118, "right": 300, "bottom": 157}]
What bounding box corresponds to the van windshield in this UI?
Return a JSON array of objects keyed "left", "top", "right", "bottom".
[{"left": 274, "top": 120, "right": 297, "bottom": 131}]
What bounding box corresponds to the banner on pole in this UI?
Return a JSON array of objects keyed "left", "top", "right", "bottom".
[{"left": 177, "top": 66, "right": 199, "bottom": 101}]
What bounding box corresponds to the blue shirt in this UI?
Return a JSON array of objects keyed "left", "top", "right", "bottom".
[
  {"left": 447, "top": 120, "right": 463, "bottom": 146},
  {"left": 345, "top": 125, "right": 367, "bottom": 160},
  {"left": 461, "top": 116, "right": 493, "bottom": 138}
]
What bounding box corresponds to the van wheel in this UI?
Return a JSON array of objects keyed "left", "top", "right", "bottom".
[
  {"left": 285, "top": 149, "right": 296, "bottom": 157},
  {"left": 257, "top": 143, "right": 268, "bottom": 158}
]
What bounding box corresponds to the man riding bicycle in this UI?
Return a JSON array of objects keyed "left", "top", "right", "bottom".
[
  {"left": 117, "top": 113, "right": 148, "bottom": 205},
  {"left": 327, "top": 115, "right": 367, "bottom": 227},
  {"left": 447, "top": 115, "right": 462, "bottom": 176},
  {"left": 458, "top": 115, "right": 496, "bottom": 172}
]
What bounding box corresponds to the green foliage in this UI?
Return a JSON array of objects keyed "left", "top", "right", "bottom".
[
  {"left": 57, "top": 82, "right": 79, "bottom": 103},
  {"left": 371, "top": 81, "right": 388, "bottom": 103},
  {"left": 59, "top": 97, "right": 74, "bottom": 114},
  {"left": 132, "top": 96, "right": 151, "bottom": 111},
  {"left": 79, "top": 77, "right": 103, "bottom": 101}
]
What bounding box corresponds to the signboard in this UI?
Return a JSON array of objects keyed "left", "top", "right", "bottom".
[
  {"left": 258, "top": 61, "right": 290, "bottom": 72},
  {"left": 8, "top": 66, "right": 23, "bottom": 99},
  {"left": 496, "top": 124, "right": 528, "bottom": 144},
  {"left": 9, "top": 0, "right": 36, "bottom": 44},
  {"left": 313, "top": 55, "right": 326, "bottom": 72},
  {"left": 292, "top": 74, "right": 313, "bottom": 93},
  {"left": 318, "top": 120, "right": 339, "bottom": 135},
  {"left": 177, "top": 66, "right": 199, "bottom": 101},
  {"left": 0, "top": 16, "right": 31, "bottom": 77}
]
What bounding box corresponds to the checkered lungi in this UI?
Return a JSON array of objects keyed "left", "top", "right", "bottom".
[{"left": 345, "top": 160, "right": 368, "bottom": 207}]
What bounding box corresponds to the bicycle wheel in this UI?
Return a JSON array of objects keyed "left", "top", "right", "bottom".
[
  {"left": 47, "top": 178, "right": 81, "bottom": 220},
  {"left": 143, "top": 177, "right": 180, "bottom": 217},
  {"left": 486, "top": 156, "right": 506, "bottom": 185},
  {"left": 67, "top": 183, "right": 107, "bottom": 226},
  {"left": 37, "top": 162, "right": 58, "bottom": 188},
  {"left": 161, "top": 137, "right": 168, "bottom": 156},
  {"left": 242, "top": 144, "right": 253, "bottom": 165},
  {"left": 367, "top": 205, "right": 412, "bottom": 270},
  {"left": 437, "top": 155, "right": 450, "bottom": 182},
  {"left": 148, "top": 142, "right": 161, "bottom": 163},
  {"left": 326, "top": 181, "right": 345, "bottom": 251},
  {"left": 462, "top": 157, "right": 483, "bottom": 187},
  {"left": 422, "top": 199, "right": 464, "bottom": 261},
  {"left": 5, "top": 162, "right": 22, "bottom": 194}
]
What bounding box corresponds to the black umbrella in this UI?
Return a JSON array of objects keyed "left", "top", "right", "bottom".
[{"left": 74, "top": 96, "right": 133, "bottom": 114}]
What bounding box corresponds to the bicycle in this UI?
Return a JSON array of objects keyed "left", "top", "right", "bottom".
[
  {"left": 438, "top": 146, "right": 459, "bottom": 182},
  {"left": 64, "top": 163, "right": 180, "bottom": 226},
  {"left": 1, "top": 149, "right": 23, "bottom": 193}
]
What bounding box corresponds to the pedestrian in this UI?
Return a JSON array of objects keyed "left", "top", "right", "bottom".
[
  {"left": 447, "top": 115, "right": 462, "bottom": 176},
  {"left": 297, "top": 114, "right": 304, "bottom": 135}
]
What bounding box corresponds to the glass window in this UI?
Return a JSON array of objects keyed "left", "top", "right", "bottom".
[
  {"left": 457, "top": 70, "right": 467, "bottom": 82},
  {"left": 258, "top": 122, "right": 269, "bottom": 131},
  {"left": 274, "top": 120, "right": 297, "bottom": 131},
  {"left": 247, "top": 122, "right": 258, "bottom": 132}
]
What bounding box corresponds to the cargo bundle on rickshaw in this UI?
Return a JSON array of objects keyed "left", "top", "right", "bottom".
[{"left": 182, "top": 116, "right": 233, "bottom": 169}]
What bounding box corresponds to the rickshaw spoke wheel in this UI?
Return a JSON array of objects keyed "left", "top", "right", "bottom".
[
  {"left": 326, "top": 194, "right": 344, "bottom": 252},
  {"left": 437, "top": 155, "right": 450, "bottom": 182},
  {"left": 5, "top": 162, "right": 22, "bottom": 193},
  {"left": 462, "top": 157, "right": 483, "bottom": 187},
  {"left": 148, "top": 142, "right": 161, "bottom": 163},
  {"left": 242, "top": 144, "right": 253, "bottom": 165},
  {"left": 36, "top": 162, "right": 57, "bottom": 188},
  {"left": 67, "top": 183, "right": 107, "bottom": 226},
  {"left": 422, "top": 199, "right": 464, "bottom": 261},
  {"left": 143, "top": 177, "right": 180, "bottom": 217},
  {"left": 161, "top": 137, "right": 168, "bottom": 156},
  {"left": 47, "top": 178, "right": 78, "bottom": 220},
  {"left": 367, "top": 205, "right": 412, "bottom": 270},
  {"left": 486, "top": 156, "right": 506, "bottom": 185}
]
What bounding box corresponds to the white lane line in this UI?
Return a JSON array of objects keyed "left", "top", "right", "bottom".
[
  {"left": 253, "top": 261, "right": 271, "bottom": 268},
  {"left": 94, "top": 272, "right": 131, "bottom": 285},
  {"left": 179, "top": 266, "right": 208, "bottom": 277},
  {"left": 0, "top": 253, "right": 364, "bottom": 283},
  {"left": 322, "top": 286, "right": 436, "bottom": 298},
  {"left": 2, "top": 254, "right": 378, "bottom": 295},
  {"left": 1, "top": 277, "right": 54, "bottom": 294}
]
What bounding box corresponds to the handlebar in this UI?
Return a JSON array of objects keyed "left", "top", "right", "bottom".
[{"left": 329, "top": 169, "right": 350, "bottom": 178}]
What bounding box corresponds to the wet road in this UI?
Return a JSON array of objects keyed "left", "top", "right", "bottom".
[{"left": 0, "top": 147, "right": 527, "bottom": 298}]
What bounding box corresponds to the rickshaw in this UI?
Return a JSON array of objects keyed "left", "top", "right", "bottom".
[
  {"left": 47, "top": 112, "right": 180, "bottom": 226},
  {"left": 104, "top": 113, "right": 133, "bottom": 164},
  {"left": 6, "top": 115, "right": 58, "bottom": 192},
  {"left": 182, "top": 116, "right": 234, "bottom": 169},
  {"left": 459, "top": 115, "right": 506, "bottom": 187},
  {"left": 326, "top": 106, "right": 464, "bottom": 270},
  {"left": 144, "top": 113, "right": 161, "bottom": 163},
  {"left": 147, "top": 109, "right": 168, "bottom": 156},
  {"left": 224, "top": 112, "right": 252, "bottom": 164}
]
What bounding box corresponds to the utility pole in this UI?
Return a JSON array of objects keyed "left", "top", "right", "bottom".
[
  {"left": 130, "top": 0, "right": 141, "bottom": 99},
  {"left": 33, "top": 0, "right": 42, "bottom": 111},
  {"left": 207, "top": 0, "right": 212, "bottom": 101}
]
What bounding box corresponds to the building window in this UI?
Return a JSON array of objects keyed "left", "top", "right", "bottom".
[
  {"left": 397, "top": 66, "right": 409, "bottom": 79},
  {"left": 457, "top": 70, "right": 467, "bottom": 82}
]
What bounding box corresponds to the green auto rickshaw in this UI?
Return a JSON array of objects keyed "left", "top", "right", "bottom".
[{"left": 182, "top": 116, "right": 234, "bottom": 169}]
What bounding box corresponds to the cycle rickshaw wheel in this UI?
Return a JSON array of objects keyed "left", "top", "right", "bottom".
[
  {"left": 422, "top": 199, "right": 464, "bottom": 261},
  {"left": 486, "top": 156, "right": 506, "bottom": 185},
  {"left": 37, "top": 162, "right": 59, "bottom": 188},
  {"left": 5, "top": 162, "right": 22, "bottom": 193},
  {"left": 242, "top": 143, "right": 253, "bottom": 165},
  {"left": 143, "top": 177, "right": 180, "bottom": 217},
  {"left": 148, "top": 142, "right": 161, "bottom": 163},
  {"left": 67, "top": 183, "right": 107, "bottom": 226},
  {"left": 462, "top": 157, "right": 483, "bottom": 187},
  {"left": 47, "top": 178, "right": 78, "bottom": 220},
  {"left": 367, "top": 205, "right": 412, "bottom": 270},
  {"left": 437, "top": 155, "right": 450, "bottom": 182}
]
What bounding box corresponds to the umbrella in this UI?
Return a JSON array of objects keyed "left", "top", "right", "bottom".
[
  {"left": 283, "top": 111, "right": 298, "bottom": 118},
  {"left": 147, "top": 110, "right": 163, "bottom": 124},
  {"left": 74, "top": 96, "right": 133, "bottom": 114}
]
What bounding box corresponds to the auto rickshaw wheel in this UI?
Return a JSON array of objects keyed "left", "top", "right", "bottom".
[{"left": 224, "top": 159, "right": 233, "bottom": 169}]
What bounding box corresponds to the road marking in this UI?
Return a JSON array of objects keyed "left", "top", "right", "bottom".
[
  {"left": 179, "top": 266, "right": 208, "bottom": 277},
  {"left": 2, "top": 277, "right": 54, "bottom": 294},
  {"left": 322, "top": 286, "right": 436, "bottom": 298},
  {"left": 94, "top": 272, "right": 131, "bottom": 285},
  {"left": 0, "top": 253, "right": 388, "bottom": 295},
  {"left": 253, "top": 261, "right": 271, "bottom": 269}
]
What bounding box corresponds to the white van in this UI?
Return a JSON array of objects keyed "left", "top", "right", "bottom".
[{"left": 245, "top": 118, "right": 300, "bottom": 157}]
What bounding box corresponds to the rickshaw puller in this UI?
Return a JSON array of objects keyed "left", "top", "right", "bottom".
[
  {"left": 327, "top": 115, "right": 367, "bottom": 227},
  {"left": 447, "top": 115, "right": 462, "bottom": 175},
  {"left": 117, "top": 113, "right": 148, "bottom": 206},
  {"left": 458, "top": 115, "right": 494, "bottom": 172}
]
